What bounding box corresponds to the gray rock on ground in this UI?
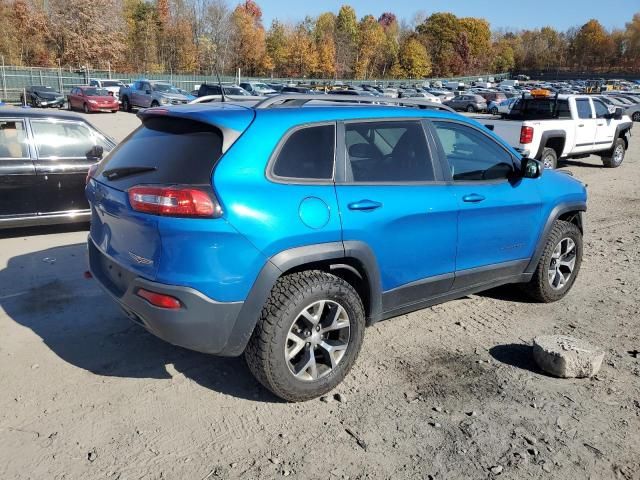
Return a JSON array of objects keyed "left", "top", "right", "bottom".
[{"left": 533, "top": 335, "right": 604, "bottom": 378}]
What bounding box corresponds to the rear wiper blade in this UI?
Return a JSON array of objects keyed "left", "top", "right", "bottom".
[{"left": 102, "top": 166, "right": 157, "bottom": 180}]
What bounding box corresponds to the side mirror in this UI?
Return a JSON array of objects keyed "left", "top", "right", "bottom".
[
  {"left": 520, "top": 157, "right": 542, "bottom": 179},
  {"left": 87, "top": 145, "right": 104, "bottom": 160},
  {"left": 613, "top": 107, "right": 623, "bottom": 120}
]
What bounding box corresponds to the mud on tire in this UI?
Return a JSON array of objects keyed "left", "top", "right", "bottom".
[{"left": 244, "top": 270, "right": 365, "bottom": 402}]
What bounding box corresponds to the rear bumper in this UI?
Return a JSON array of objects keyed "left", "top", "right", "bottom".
[{"left": 88, "top": 238, "right": 244, "bottom": 355}]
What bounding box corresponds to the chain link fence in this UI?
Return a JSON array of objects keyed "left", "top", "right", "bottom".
[{"left": 0, "top": 62, "right": 510, "bottom": 103}]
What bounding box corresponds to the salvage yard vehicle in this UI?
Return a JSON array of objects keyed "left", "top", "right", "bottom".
[
  {"left": 20, "top": 85, "right": 65, "bottom": 108},
  {"left": 483, "top": 92, "right": 633, "bottom": 169},
  {"left": 86, "top": 94, "right": 587, "bottom": 402},
  {"left": 67, "top": 86, "right": 119, "bottom": 113},
  {"left": 0, "top": 109, "right": 115, "bottom": 228},
  {"left": 89, "top": 79, "right": 127, "bottom": 103},
  {"left": 119, "top": 80, "right": 190, "bottom": 112},
  {"left": 444, "top": 93, "right": 488, "bottom": 112}
]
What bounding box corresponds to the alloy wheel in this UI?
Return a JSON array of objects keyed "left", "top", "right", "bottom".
[
  {"left": 548, "top": 237, "right": 576, "bottom": 290},
  {"left": 285, "top": 300, "right": 350, "bottom": 381},
  {"left": 543, "top": 154, "right": 555, "bottom": 169}
]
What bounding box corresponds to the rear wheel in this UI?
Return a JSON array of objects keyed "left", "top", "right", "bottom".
[
  {"left": 540, "top": 147, "right": 558, "bottom": 170},
  {"left": 490, "top": 106, "right": 498, "bottom": 115},
  {"left": 601, "top": 138, "right": 625, "bottom": 168},
  {"left": 632, "top": 112, "right": 640, "bottom": 122},
  {"left": 522, "top": 220, "right": 582, "bottom": 303},
  {"left": 466, "top": 104, "right": 475, "bottom": 112},
  {"left": 245, "top": 271, "right": 365, "bottom": 402}
]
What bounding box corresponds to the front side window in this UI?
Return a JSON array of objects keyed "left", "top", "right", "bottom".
[
  {"left": 272, "top": 124, "right": 335, "bottom": 180},
  {"left": 432, "top": 121, "right": 514, "bottom": 181},
  {"left": 593, "top": 99, "right": 609, "bottom": 118},
  {"left": 31, "top": 120, "right": 111, "bottom": 158},
  {"left": 0, "top": 120, "right": 29, "bottom": 159},
  {"left": 576, "top": 99, "right": 593, "bottom": 119},
  {"left": 345, "top": 121, "right": 434, "bottom": 183}
]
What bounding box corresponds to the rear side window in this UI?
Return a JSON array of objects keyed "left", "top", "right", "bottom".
[
  {"left": 95, "top": 117, "right": 223, "bottom": 190},
  {"left": 272, "top": 124, "right": 335, "bottom": 180},
  {"left": 593, "top": 99, "right": 609, "bottom": 118},
  {"left": 345, "top": 121, "right": 434, "bottom": 183},
  {"left": 576, "top": 99, "right": 592, "bottom": 119},
  {"left": 0, "top": 120, "right": 29, "bottom": 159}
]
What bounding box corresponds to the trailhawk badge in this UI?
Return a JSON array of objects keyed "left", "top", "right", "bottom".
[{"left": 128, "top": 251, "right": 154, "bottom": 266}]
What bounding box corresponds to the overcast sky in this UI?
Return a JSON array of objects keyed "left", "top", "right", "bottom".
[{"left": 257, "top": 0, "right": 636, "bottom": 31}]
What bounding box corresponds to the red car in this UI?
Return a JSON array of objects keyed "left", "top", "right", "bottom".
[{"left": 67, "top": 86, "right": 119, "bottom": 113}]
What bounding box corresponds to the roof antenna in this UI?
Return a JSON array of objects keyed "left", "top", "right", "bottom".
[{"left": 215, "top": 65, "right": 226, "bottom": 103}]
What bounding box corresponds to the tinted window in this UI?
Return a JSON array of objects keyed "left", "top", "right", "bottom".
[
  {"left": 31, "top": 120, "right": 111, "bottom": 159},
  {"left": 96, "top": 117, "right": 223, "bottom": 190},
  {"left": 345, "top": 121, "right": 434, "bottom": 182},
  {"left": 0, "top": 120, "right": 29, "bottom": 159},
  {"left": 576, "top": 99, "right": 592, "bottom": 119},
  {"left": 433, "top": 121, "right": 514, "bottom": 181},
  {"left": 557, "top": 100, "right": 571, "bottom": 119},
  {"left": 593, "top": 99, "right": 609, "bottom": 118},
  {"left": 272, "top": 125, "right": 335, "bottom": 180}
]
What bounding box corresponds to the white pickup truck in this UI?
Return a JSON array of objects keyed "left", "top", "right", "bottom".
[{"left": 481, "top": 94, "right": 633, "bottom": 169}]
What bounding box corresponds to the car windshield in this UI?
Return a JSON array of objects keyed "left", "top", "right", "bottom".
[
  {"left": 254, "top": 83, "right": 270, "bottom": 90},
  {"left": 33, "top": 86, "right": 54, "bottom": 92},
  {"left": 225, "top": 87, "right": 249, "bottom": 95},
  {"left": 84, "top": 88, "right": 110, "bottom": 96},
  {"left": 101, "top": 81, "right": 123, "bottom": 87},
  {"left": 152, "top": 83, "right": 178, "bottom": 93}
]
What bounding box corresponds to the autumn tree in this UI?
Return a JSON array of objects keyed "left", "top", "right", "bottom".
[
  {"left": 391, "top": 36, "right": 431, "bottom": 78},
  {"left": 231, "top": 0, "right": 272, "bottom": 76},
  {"left": 314, "top": 12, "right": 337, "bottom": 78},
  {"left": 377, "top": 13, "right": 400, "bottom": 78},
  {"left": 570, "top": 19, "right": 613, "bottom": 70},
  {"left": 266, "top": 20, "right": 288, "bottom": 77},
  {"left": 354, "top": 15, "right": 384, "bottom": 79},
  {"left": 335, "top": 5, "right": 358, "bottom": 77}
]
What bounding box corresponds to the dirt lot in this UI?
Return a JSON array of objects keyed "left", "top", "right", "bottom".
[{"left": 0, "top": 111, "right": 639, "bottom": 480}]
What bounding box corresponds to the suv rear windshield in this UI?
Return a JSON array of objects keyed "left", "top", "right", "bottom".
[{"left": 95, "top": 117, "right": 223, "bottom": 190}]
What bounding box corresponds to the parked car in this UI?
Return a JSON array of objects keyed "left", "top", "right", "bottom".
[
  {"left": 444, "top": 94, "right": 488, "bottom": 112},
  {"left": 477, "top": 91, "right": 507, "bottom": 104},
  {"left": 86, "top": 94, "right": 587, "bottom": 402},
  {"left": 268, "top": 83, "right": 285, "bottom": 92},
  {"left": 20, "top": 85, "right": 65, "bottom": 108},
  {"left": 89, "top": 79, "right": 127, "bottom": 103},
  {"left": 0, "top": 108, "right": 115, "bottom": 228},
  {"left": 67, "top": 86, "right": 119, "bottom": 113},
  {"left": 119, "top": 80, "right": 190, "bottom": 111},
  {"left": 240, "top": 81, "right": 277, "bottom": 95},
  {"left": 488, "top": 97, "right": 519, "bottom": 115},
  {"left": 281, "top": 86, "right": 318, "bottom": 94},
  {"left": 197, "top": 83, "right": 251, "bottom": 97},
  {"left": 597, "top": 95, "right": 640, "bottom": 122},
  {"left": 484, "top": 94, "right": 632, "bottom": 169}
]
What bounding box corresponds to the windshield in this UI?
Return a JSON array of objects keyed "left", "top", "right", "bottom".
[
  {"left": 152, "top": 83, "right": 179, "bottom": 93},
  {"left": 84, "top": 88, "right": 110, "bottom": 97},
  {"left": 102, "top": 81, "right": 123, "bottom": 87},
  {"left": 225, "top": 87, "right": 249, "bottom": 95},
  {"left": 33, "top": 86, "right": 54, "bottom": 92},
  {"left": 254, "top": 83, "right": 271, "bottom": 90}
]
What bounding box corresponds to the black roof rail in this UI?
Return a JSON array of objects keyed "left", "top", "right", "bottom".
[{"left": 253, "top": 94, "right": 455, "bottom": 113}]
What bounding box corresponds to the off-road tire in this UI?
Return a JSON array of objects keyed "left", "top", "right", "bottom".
[
  {"left": 540, "top": 147, "right": 558, "bottom": 170},
  {"left": 245, "top": 270, "right": 365, "bottom": 402},
  {"left": 601, "top": 138, "right": 625, "bottom": 168},
  {"left": 523, "top": 220, "right": 583, "bottom": 303}
]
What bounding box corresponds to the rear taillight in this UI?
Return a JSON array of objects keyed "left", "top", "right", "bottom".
[
  {"left": 128, "top": 186, "right": 221, "bottom": 218},
  {"left": 520, "top": 126, "right": 534, "bottom": 144},
  {"left": 86, "top": 163, "right": 99, "bottom": 184},
  {"left": 136, "top": 288, "right": 181, "bottom": 309}
]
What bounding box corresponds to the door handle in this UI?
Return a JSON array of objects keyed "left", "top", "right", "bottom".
[
  {"left": 348, "top": 199, "right": 382, "bottom": 211},
  {"left": 462, "top": 193, "right": 486, "bottom": 203},
  {"left": 597, "top": 123, "right": 604, "bottom": 126},
  {"left": 577, "top": 124, "right": 584, "bottom": 127}
]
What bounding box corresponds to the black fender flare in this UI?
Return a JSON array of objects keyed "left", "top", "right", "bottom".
[
  {"left": 222, "top": 241, "right": 382, "bottom": 356},
  {"left": 524, "top": 202, "right": 587, "bottom": 274},
  {"left": 614, "top": 121, "right": 633, "bottom": 150},
  {"left": 535, "top": 130, "right": 566, "bottom": 159}
]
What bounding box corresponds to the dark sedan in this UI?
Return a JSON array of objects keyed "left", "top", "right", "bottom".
[
  {"left": 0, "top": 109, "right": 116, "bottom": 228},
  {"left": 20, "top": 85, "right": 66, "bottom": 108}
]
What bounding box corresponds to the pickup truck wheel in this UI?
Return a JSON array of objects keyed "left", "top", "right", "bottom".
[
  {"left": 602, "top": 138, "right": 625, "bottom": 168},
  {"left": 122, "top": 97, "right": 131, "bottom": 112},
  {"left": 245, "top": 270, "right": 365, "bottom": 402},
  {"left": 541, "top": 147, "right": 558, "bottom": 169},
  {"left": 523, "top": 220, "right": 582, "bottom": 303}
]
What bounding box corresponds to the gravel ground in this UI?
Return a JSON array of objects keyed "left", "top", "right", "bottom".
[{"left": 0, "top": 111, "right": 639, "bottom": 480}]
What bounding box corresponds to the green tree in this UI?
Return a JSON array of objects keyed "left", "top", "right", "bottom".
[
  {"left": 335, "top": 5, "right": 357, "bottom": 77},
  {"left": 355, "top": 14, "right": 384, "bottom": 79},
  {"left": 266, "top": 19, "right": 288, "bottom": 76},
  {"left": 392, "top": 36, "right": 431, "bottom": 78},
  {"left": 314, "top": 12, "right": 337, "bottom": 78}
]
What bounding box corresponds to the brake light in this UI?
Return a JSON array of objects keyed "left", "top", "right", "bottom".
[
  {"left": 86, "top": 163, "right": 99, "bottom": 184},
  {"left": 128, "top": 186, "right": 221, "bottom": 218},
  {"left": 136, "top": 288, "right": 181, "bottom": 309},
  {"left": 520, "top": 126, "right": 534, "bottom": 144}
]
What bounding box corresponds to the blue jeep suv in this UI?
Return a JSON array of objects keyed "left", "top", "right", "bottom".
[{"left": 86, "top": 95, "right": 587, "bottom": 401}]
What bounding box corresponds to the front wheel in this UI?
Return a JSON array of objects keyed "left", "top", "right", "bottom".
[
  {"left": 245, "top": 271, "right": 365, "bottom": 402},
  {"left": 490, "top": 107, "right": 498, "bottom": 115},
  {"left": 122, "top": 96, "right": 131, "bottom": 112},
  {"left": 632, "top": 111, "right": 640, "bottom": 122},
  {"left": 601, "top": 138, "right": 625, "bottom": 168},
  {"left": 522, "top": 220, "right": 583, "bottom": 303},
  {"left": 83, "top": 103, "right": 90, "bottom": 114}
]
